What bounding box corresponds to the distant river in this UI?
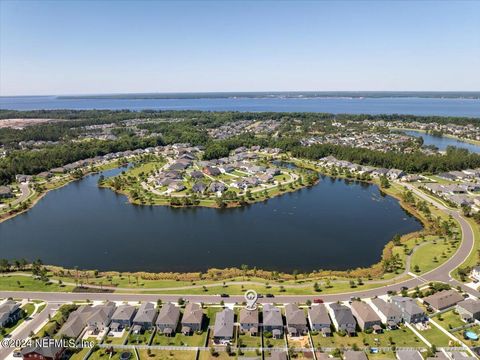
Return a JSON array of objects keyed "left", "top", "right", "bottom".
[
  {"left": 0, "top": 169, "right": 422, "bottom": 273},
  {"left": 1, "top": 96, "right": 480, "bottom": 117},
  {"left": 402, "top": 130, "right": 480, "bottom": 153}
]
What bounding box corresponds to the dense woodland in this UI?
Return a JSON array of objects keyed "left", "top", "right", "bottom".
[{"left": 0, "top": 110, "right": 479, "bottom": 185}]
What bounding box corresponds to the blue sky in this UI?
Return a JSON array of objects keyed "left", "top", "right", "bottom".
[{"left": 1, "top": 0, "right": 479, "bottom": 96}]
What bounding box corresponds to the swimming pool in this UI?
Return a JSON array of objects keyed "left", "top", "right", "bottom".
[{"left": 464, "top": 330, "right": 479, "bottom": 341}]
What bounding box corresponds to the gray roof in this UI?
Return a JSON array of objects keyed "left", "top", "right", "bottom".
[
  {"left": 84, "top": 302, "right": 116, "bottom": 325},
  {"left": 156, "top": 303, "right": 180, "bottom": 327},
  {"left": 239, "top": 308, "right": 259, "bottom": 325},
  {"left": 344, "top": 351, "right": 368, "bottom": 360},
  {"left": 391, "top": 296, "right": 424, "bottom": 316},
  {"left": 0, "top": 300, "right": 19, "bottom": 316},
  {"left": 330, "top": 303, "right": 356, "bottom": 325},
  {"left": 133, "top": 302, "right": 157, "bottom": 324},
  {"left": 0, "top": 186, "right": 12, "bottom": 195},
  {"left": 457, "top": 299, "right": 480, "bottom": 314},
  {"left": 285, "top": 303, "right": 306, "bottom": 326},
  {"left": 213, "top": 308, "right": 234, "bottom": 338},
  {"left": 371, "top": 297, "right": 401, "bottom": 318},
  {"left": 181, "top": 303, "right": 203, "bottom": 325},
  {"left": 59, "top": 315, "right": 85, "bottom": 338},
  {"left": 351, "top": 301, "right": 381, "bottom": 323},
  {"left": 111, "top": 304, "right": 137, "bottom": 322},
  {"left": 396, "top": 350, "right": 423, "bottom": 360},
  {"left": 423, "top": 290, "right": 464, "bottom": 310},
  {"left": 263, "top": 304, "right": 283, "bottom": 327},
  {"left": 308, "top": 304, "right": 331, "bottom": 325}
]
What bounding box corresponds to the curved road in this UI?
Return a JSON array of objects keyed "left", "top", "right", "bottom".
[{"left": 0, "top": 183, "right": 478, "bottom": 304}]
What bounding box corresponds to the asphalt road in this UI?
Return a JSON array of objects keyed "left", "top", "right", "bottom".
[{"left": 0, "top": 182, "right": 477, "bottom": 303}]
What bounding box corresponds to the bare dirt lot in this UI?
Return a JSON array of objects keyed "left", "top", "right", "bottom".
[{"left": 0, "top": 118, "right": 65, "bottom": 129}]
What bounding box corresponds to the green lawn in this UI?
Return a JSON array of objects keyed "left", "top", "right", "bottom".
[
  {"left": 410, "top": 238, "right": 457, "bottom": 274},
  {"left": 419, "top": 324, "right": 454, "bottom": 347},
  {"left": 137, "top": 349, "right": 197, "bottom": 360},
  {"left": 126, "top": 329, "right": 154, "bottom": 345},
  {"left": 69, "top": 347, "right": 92, "bottom": 360},
  {"left": 198, "top": 351, "right": 237, "bottom": 360},
  {"left": 152, "top": 330, "right": 207, "bottom": 347},
  {"left": 0, "top": 275, "right": 74, "bottom": 292},
  {"left": 88, "top": 348, "right": 134, "bottom": 360},
  {"left": 433, "top": 309, "right": 465, "bottom": 330},
  {"left": 36, "top": 304, "right": 76, "bottom": 338},
  {"left": 312, "top": 326, "right": 423, "bottom": 348},
  {"left": 263, "top": 334, "right": 286, "bottom": 349},
  {"left": 238, "top": 333, "right": 262, "bottom": 348}
]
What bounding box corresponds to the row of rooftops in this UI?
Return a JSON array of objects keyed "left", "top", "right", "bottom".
[
  {"left": 319, "top": 156, "right": 406, "bottom": 180},
  {"left": 59, "top": 301, "right": 204, "bottom": 339}
]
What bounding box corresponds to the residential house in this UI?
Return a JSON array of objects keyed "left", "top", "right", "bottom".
[
  {"left": 156, "top": 303, "right": 180, "bottom": 336},
  {"left": 370, "top": 168, "right": 389, "bottom": 178},
  {"left": 471, "top": 266, "right": 480, "bottom": 281},
  {"left": 21, "top": 341, "right": 65, "bottom": 360},
  {"left": 350, "top": 301, "right": 382, "bottom": 331},
  {"left": 15, "top": 174, "right": 33, "bottom": 183},
  {"left": 344, "top": 350, "right": 368, "bottom": 360},
  {"left": 190, "top": 170, "right": 204, "bottom": 179},
  {"left": 0, "top": 300, "right": 22, "bottom": 327},
  {"left": 208, "top": 182, "right": 227, "bottom": 193},
  {"left": 133, "top": 302, "right": 157, "bottom": 332},
  {"left": 181, "top": 303, "right": 203, "bottom": 335},
  {"left": 369, "top": 297, "right": 402, "bottom": 328},
  {"left": 387, "top": 169, "right": 405, "bottom": 180},
  {"left": 328, "top": 303, "right": 356, "bottom": 335},
  {"left": 423, "top": 290, "right": 464, "bottom": 311},
  {"left": 285, "top": 303, "right": 308, "bottom": 336},
  {"left": 0, "top": 185, "right": 13, "bottom": 199},
  {"left": 169, "top": 161, "right": 190, "bottom": 171},
  {"left": 307, "top": 304, "right": 332, "bottom": 336},
  {"left": 168, "top": 181, "right": 186, "bottom": 192},
  {"left": 438, "top": 172, "right": 457, "bottom": 181},
  {"left": 213, "top": 308, "right": 234, "bottom": 341},
  {"left": 85, "top": 302, "right": 116, "bottom": 332},
  {"left": 456, "top": 299, "right": 480, "bottom": 322},
  {"left": 391, "top": 297, "right": 426, "bottom": 323},
  {"left": 203, "top": 166, "right": 221, "bottom": 176},
  {"left": 110, "top": 304, "right": 137, "bottom": 331},
  {"left": 396, "top": 350, "right": 423, "bottom": 360},
  {"left": 58, "top": 305, "right": 97, "bottom": 339},
  {"left": 239, "top": 308, "right": 259, "bottom": 335},
  {"left": 192, "top": 182, "right": 207, "bottom": 194},
  {"left": 263, "top": 304, "right": 284, "bottom": 338}
]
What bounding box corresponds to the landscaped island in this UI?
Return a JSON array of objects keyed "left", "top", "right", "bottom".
[{"left": 99, "top": 145, "right": 318, "bottom": 208}]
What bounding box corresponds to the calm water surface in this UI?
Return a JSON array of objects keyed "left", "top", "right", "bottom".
[
  {"left": 0, "top": 169, "right": 422, "bottom": 272},
  {"left": 403, "top": 130, "right": 480, "bottom": 153},
  {"left": 1, "top": 96, "right": 480, "bottom": 117}
]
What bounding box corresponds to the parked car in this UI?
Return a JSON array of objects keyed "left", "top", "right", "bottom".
[
  {"left": 220, "top": 293, "right": 229, "bottom": 298},
  {"left": 266, "top": 293, "right": 274, "bottom": 298}
]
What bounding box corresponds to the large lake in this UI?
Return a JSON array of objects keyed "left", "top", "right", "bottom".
[
  {"left": 0, "top": 169, "right": 422, "bottom": 273},
  {"left": 402, "top": 130, "right": 480, "bottom": 154},
  {"left": 1, "top": 96, "right": 480, "bottom": 117}
]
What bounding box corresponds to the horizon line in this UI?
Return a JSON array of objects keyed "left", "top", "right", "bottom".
[{"left": 1, "top": 90, "right": 480, "bottom": 98}]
